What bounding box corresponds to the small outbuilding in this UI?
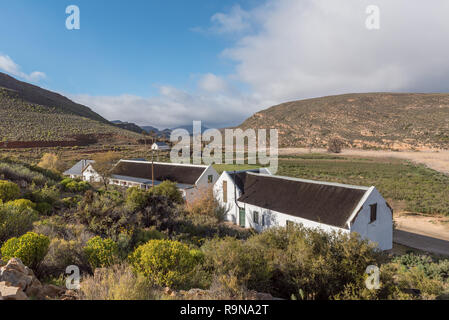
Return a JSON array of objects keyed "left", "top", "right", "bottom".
[
  {"left": 151, "top": 142, "right": 170, "bottom": 151},
  {"left": 63, "top": 160, "right": 95, "bottom": 179}
]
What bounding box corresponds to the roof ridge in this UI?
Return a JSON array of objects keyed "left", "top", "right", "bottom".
[
  {"left": 248, "top": 172, "right": 371, "bottom": 191},
  {"left": 119, "top": 160, "right": 209, "bottom": 169}
]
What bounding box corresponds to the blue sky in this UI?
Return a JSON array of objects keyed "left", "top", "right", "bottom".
[
  {"left": 0, "top": 0, "right": 251, "bottom": 96},
  {"left": 1, "top": 1, "right": 449, "bottom": 129}
]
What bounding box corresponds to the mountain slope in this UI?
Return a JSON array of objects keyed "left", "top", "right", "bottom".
[
  {"left": 238, "top": 93, "right": 449, "bottom": 150},
  {"left": 0, "top": 73, "right": 141, "bottom": 144},
  {"left": 0, "top": 72, "right": 107, "bottom": 122}
]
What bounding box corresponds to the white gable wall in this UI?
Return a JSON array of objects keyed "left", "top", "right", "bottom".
[
  {"left": 213, "top": 171, "right": 241, "bottom": 224},
  {"left": 82, "top": 164, "right": 102, "bottom": 183},
  {"left": 350, "top": 187, "right": 393, "bottom": 250},
  {"left": 195, "top": 166, "right": 220, "bottom": 188}
]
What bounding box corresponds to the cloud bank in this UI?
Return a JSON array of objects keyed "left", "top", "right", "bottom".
[{"left": 0, "top": 55, "right": 46, "bottom": 82}]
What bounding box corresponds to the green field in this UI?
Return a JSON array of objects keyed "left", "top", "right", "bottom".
[{"left": 214, "top": 154, "right": 449, "bottom": 216}]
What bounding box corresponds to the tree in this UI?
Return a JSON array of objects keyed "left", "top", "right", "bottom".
[
  {"left": 92, "top": 152, "right": 121, "bottom": 188},
  {"left": 38, "top": 153, "right": 64, "bottom": 173}
]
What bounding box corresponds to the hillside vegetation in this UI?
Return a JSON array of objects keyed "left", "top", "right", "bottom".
[
  {"left": 0, "top": 73, "right": 141, "bottom": 144},
  {"left": 0, "top": 72, "right": 107, "bottom": 122},
  {"left": 238, "top": 93, "right": 449, "bottom": 150}
]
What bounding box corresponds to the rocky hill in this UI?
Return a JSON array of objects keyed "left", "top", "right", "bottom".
[{"left": 238, "top": 93, "right": 449, "bottom": 150}]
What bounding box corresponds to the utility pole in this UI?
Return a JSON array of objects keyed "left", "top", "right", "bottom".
[{"left": 151, "top": 135, "right": 155, "bottom": 188}]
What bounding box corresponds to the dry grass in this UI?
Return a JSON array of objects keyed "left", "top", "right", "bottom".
[{"left": 79, "top": 264, "right": 161, "bottom": 300}]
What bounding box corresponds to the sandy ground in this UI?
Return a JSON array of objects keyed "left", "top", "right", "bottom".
[
  {"left": 280, "top": 148, "right": 449, "bottom": 255},
  {"left": 395, "top": 214, "right": 449, "bottom": 241},
  {"left": 279, "top": 148, "right": 449, "bottom": 175},
  {"left": 393, "top": 214, "right": 449, "bottom": 256}
]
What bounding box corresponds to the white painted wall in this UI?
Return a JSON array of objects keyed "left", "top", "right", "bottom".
[
  {"left": 151, "top": 143, "right": 170, "bottom": 151},
  {"left": 213, "top": 171, "right": 242, "bottom": 224},
  {"left": 240, "top": 202, "right": 350, "bottom": 234},
  {"left": 82, "top": 164, "right": 102, "bottom": 183},
  {"left": 195, "top": 166, "right": 220, "bottom": 188},
  {"left": 350, "top": 187, "right": 393, "bottom": 250}
]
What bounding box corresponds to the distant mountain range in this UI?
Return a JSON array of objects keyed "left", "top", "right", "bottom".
[{"left": 111, "top": 121, "right": 210, "bottom": 137}]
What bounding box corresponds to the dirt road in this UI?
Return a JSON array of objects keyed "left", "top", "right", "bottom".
[{"left": 393, "top": 214, "right": 449, "bottom": 256}]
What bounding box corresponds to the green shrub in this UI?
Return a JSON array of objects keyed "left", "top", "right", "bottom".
[
  {"left": 60, "top": 196, "right": 80, "bottom": 208},
  {"left": 60, "top": 178, "right": 73, "bottom": 187},
  {"left": 150, "top": 181, "right": 183, "bottom": 204},
  {"left": 84, "top": 236, "right": 119, "bottom": 269},
  {"left": 129, "top": 239, "right": 202, "bottom": 288},
  {"left": 64, "top": 180, "right": 91, "bottom": 193},
  {"left": 36, "top": 202, "right": 53, "bottom": 215},
  {"left": 134, "top": 227, "right": 166, "bottom": 246},
  {"left": 4, "top": 199, "right": 36, "bottom": 211},
  {"left": 125, "top": 187, "right": 149, "bottom": 211},
  {"left": 1, "top": 232, "right": 50, "bottom": 269},
  {"left": 0, "top": 205, "right": 38, "bottom": 244},
  {"left": 202, "top": 237, "right": 272, "bottom": 292},
  {"left": 0, "top": 180, "right": 20, "bottom": 202},
  {"left": 28, "top": 184, "right": 60, "bottom": 205}
]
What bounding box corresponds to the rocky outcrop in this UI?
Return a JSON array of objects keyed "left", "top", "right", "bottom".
[{"left": 0, "top": 258, "right": 65, "bottom": 300}]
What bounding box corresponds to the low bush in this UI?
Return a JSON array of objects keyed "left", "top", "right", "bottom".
[
  {"left": 185, "top": 188, "right": 228, "bottom": 222},
  {"left": 41, "top": 238, "right": 89, "bottom": 277},
  {"left": 1, "top": 232, "right": 50, "bottom": 269},
  {"left": 202, "top": 237, "right": 272, "bottom": 293},
  {"left": 125, "top": 187, "right": 149, "bottom": 211},
  {"left": 0, "top": 205, "right": 38, "bottom": 244},
  {"left": 79, "top": 264, "right": 160, "bottom": 300},
  {"left": 84, "top": 236, "right": 119, "bottom": 269},
  {"left": 61, "top": 178, "right": 91, "bottom": 193},
  {"left": 150, "top": 181, "right": 183, "bottom": 204},
  {"left": 0, "top": 180, "right": 20, "bottom": 202},
  {"left": 129, "top": 239, "right": 202, "bottom": 289},
  {"left": 35, "top": 202, "right": 53, "bottom": 215},
  {"left": 4, "top": 199, "right": 36, "bottom": 211},
  {"left": 27, "top": 184, "right": 60, "bottom": 205}
]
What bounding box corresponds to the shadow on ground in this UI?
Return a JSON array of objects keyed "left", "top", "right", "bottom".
[{"left": 394, "top": 229, "right": 449, "bottom": 257}]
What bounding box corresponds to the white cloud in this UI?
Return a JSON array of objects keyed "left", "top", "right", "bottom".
[
  {"left": 197, "top": 73, "right": 229, "bottom": 93},
  {"left": 75, "top": 0, "right": 449, "bottom": 129},
  {"left": 0, "top": 55, "right": 46, "bottom": 82},
  {"left": 222, "top": 0, "right": 449, "bottom": 105},
  {"left": 210, "top": 5, "right": 251, "bottom": 34},
  {"left": 71, "top": 82, "right": 257, "bottom": 129}
]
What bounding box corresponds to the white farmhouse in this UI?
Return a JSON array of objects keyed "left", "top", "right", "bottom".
[
  {"left": 63, "top": 160, "right": 95, "bottom": 179},
  {"left": 109, "top": 160, "right": 219, "bottom": 202},
  {"left": 151, "top": 142, "right": 170, "bottom": 151},
  {"left": 214, "top": 169, "right": 393, "bottom": 250}
]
